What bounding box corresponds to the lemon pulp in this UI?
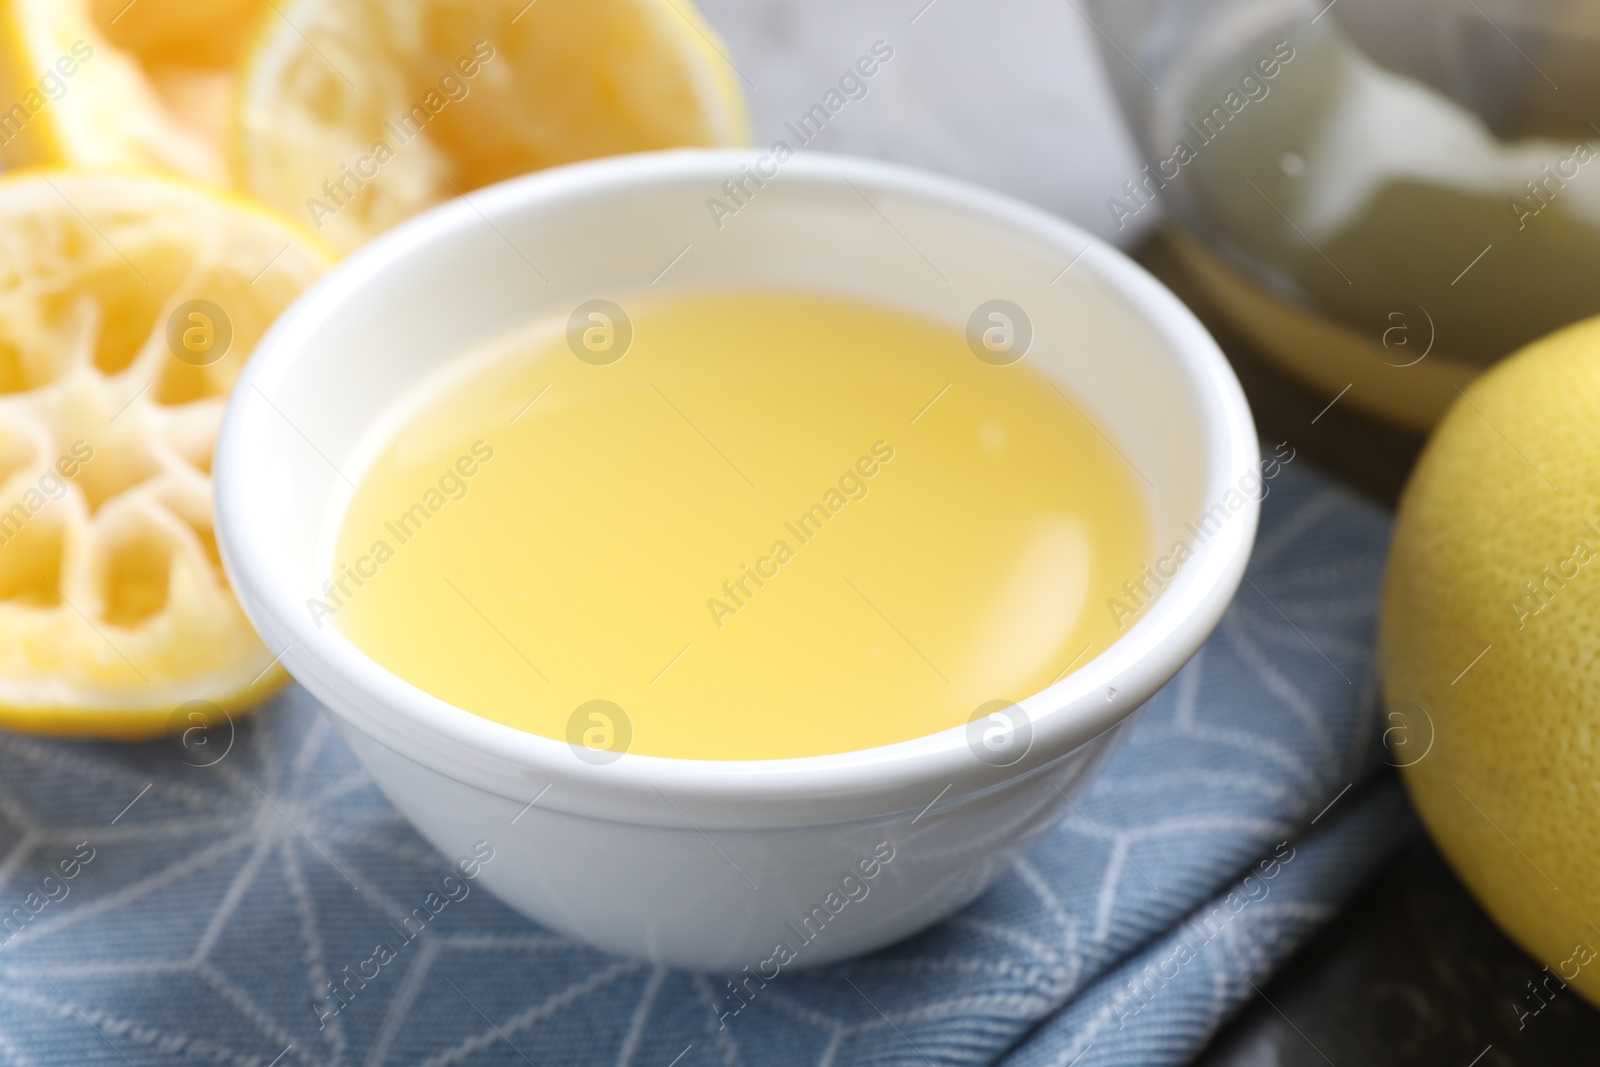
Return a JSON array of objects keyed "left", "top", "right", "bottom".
[
  {"left": 0, "top": 169, "right": 330, "bottom": 734},
  {"left": 329, "top": 291, "right": 1151, "bottom": 760}
]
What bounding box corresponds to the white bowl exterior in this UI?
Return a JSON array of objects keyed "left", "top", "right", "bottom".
[
  {"left": 215, "top": 150, "right": 1258, "bottom": 968},
  {"left": 330, "top": 712, "right": 1135, "bottom": 969}
]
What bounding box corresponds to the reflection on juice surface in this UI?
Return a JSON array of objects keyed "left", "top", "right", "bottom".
[{"left": 327, "top": 291, "right": 1151, "bottom": 760}]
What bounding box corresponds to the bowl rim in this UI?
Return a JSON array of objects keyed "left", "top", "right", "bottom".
[{"left": 215, "top": 148, "right": 1259, "bottom": 827}]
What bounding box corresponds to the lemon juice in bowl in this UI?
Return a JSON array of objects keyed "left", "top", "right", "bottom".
[
  {"left": 324, "top": 290, "right": 1153, "bottom": 760},
  {"left": 215, "top": 150, "right": 1261, "bottom": 967}
]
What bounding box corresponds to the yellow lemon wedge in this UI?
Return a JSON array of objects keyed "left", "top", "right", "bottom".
[
  {"left": 234, "top": 0, "right": 749, "bottom": 252},
  {"left": 0, "top": 169, "right": 331, "bottom": 737},
  {"left": 1382, "top": 314, "right": 1600, "bottom": 1006},
  {"left": 0, "top": 0, "right": 267, "bottom": 181}
]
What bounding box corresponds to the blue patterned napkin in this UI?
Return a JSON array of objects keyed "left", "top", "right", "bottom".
[{"left": 0, "top": 453, "right": 1416, "bottom": 1067}]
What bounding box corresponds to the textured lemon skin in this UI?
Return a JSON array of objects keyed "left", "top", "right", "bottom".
[
  {"left": 1382, "top": 314, "right": 1600, "bottom": 1004},
  {"left": 0, "top": 665, "right": 287, "bottom": 739}
]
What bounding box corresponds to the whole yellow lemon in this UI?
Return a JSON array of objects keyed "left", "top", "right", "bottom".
[{"left": 1383, "top": 315, "right": 1600, "bottom": 1005}]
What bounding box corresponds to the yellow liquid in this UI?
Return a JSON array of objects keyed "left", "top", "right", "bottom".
[{"left": 329, "top": 292, "right": 1151, "bottom": 760}]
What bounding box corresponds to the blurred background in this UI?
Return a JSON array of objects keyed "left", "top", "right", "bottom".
[{"left": 694, "top": 0, "right": 1148, "bottom": 245}]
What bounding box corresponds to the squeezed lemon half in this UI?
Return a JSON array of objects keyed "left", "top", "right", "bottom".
[
  {"left": 0, "top": 169, "right": 330, "bottom": 736},
  {"left": 234, "top": 0, "right": 749, "bottom": 251}
]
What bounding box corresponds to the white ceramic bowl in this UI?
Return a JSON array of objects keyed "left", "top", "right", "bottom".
[{"left": 215, "top": 149, "right": 1259, "bottom": 971}]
